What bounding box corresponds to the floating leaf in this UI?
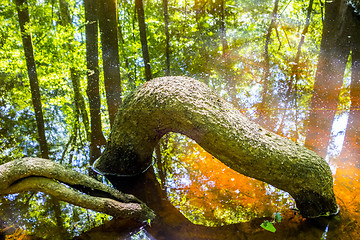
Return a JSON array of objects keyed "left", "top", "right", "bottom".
[{"left": 261, "top": 220, "right": 276, "bottom": 232}]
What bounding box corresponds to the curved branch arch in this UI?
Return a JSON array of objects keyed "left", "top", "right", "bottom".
[{"left": 94, "top": 76, "right": 338, "bottom": 218}]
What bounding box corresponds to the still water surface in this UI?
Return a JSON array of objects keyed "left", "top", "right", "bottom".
[
  {"left": 1, "top": 99, "right": 360, "bottom": 240},
  {"left": 76, "top": 109, "right": 360, "bottom": 239}
]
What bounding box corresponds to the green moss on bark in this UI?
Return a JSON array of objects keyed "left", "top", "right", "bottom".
[{"left": 94, "top": 76, "right": 338, "bottom": 218}]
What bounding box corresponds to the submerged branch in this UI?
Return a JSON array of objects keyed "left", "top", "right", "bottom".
[{"left": 0, "top": 157, "right": 155, "bottom": 222}]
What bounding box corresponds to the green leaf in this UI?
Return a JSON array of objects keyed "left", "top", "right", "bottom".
[
  {"left": 261, "top": 220, "right": 276, "bottom": 232},
  {"left": 275, "top": 212, "right": 282, "bottom": 223}
]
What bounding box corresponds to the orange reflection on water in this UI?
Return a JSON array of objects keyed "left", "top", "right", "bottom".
[
  {"left": 161, "top": 132, "right": 360, "bottom": 238},
  {"left": 164, "top": 138, "right": 296, "bottom": 226},
  {"left": 333, "top": 164, "right": 360, "bottom": 239}
]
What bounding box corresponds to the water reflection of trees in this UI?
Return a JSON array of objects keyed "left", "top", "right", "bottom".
[{"left": 1, "top": 0, "right": 360, "bottom": 238}]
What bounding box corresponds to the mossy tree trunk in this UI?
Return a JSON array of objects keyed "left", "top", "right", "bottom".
[
  {"left": 0, "top": 158, "right": 154, "bottom": 222},
  {"left": 94, "top": 76, "right": 338, "bottom": 218}
]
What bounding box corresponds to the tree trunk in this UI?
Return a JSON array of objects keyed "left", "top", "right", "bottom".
[
  {"left": 70, "top": 68, "right": 91, "bottom": 142},
  {"left": 0, "top": 158, "right": 154, "bottom": 221},
  {"left": 291, "top": 0, "right": 313, "bottom": 82},
  {"left": 97, "top": 0, "right": 122, "bottom": 127},
  {"left": 163, "top": 0, "right": 170, "bottom": 76},
  {"left": 118, "top": 24, "right": 135, "bottom": 89},
  {"left": 84, "top": 0, "right": 107, "bottom": 166},
  {"left": 59, "top": 0, "right": 91, "bottom": 143},
  {"left": 277, "top": 0, "right": 313, "bottom": 135},
  {"left": 15, "top": 0, "right": 49, "bottom": 159},
  {"left": 135, "top": 0, "right": 152, "bottom": 81},
  {"left": 342, "top": 10, "right": 360, "bottom": 162},
  {"left": 305, "top": 0, "right": 352, "bottom": 155},
  {"left": 216, "top": 0, "right": 237, "bottom": 106},
  {"left": 219, "top": 0, "right": 228, "bottom": 56},
  {"left": 258, "top": 0, "right": 279, "bottom": 125},
  {"left": 94, "top": 76, "right": 338, "bottom": 218}
]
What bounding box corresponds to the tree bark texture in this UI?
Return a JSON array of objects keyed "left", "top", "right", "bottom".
[
  {"left": 135, "top": 0, "right": 152, "bottom": 81},
  {"left": 0, "top": 158, "right": 154, "bottom": 221},
  {"left": 97, "top": 0, "right": 122, "bottom": 127},
  {"left": 94, "top": 76, "right": 338, "bottom": 218},
  {"left": 15, "top": 0, "right": 49, "bottom": 159}
]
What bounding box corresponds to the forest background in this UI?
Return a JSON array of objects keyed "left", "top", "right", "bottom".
[{"left": 0, "top": 0, "right": 360, "bottom": 238}]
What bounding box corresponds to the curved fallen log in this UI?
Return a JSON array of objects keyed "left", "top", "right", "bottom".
[
  {"left": 94, "top": 76, "right": 339, "bottom": 218},
  {"left": 0, "top": 157, "right": 155, "bottom": 222}
]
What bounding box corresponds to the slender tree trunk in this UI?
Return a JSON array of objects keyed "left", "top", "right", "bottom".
[
  {"left": 97, "top": 0, "right": 122, "bottom": 126},
  {"left": 216, "top": 0, "right": 237, "bottom": 105},
  {"left": 135, "top": 0, "right": 152, "bottom": 81},
  {"left": 342, "top": 12, "right": 360, "bottom": 162},
  {"left": 305, "top": 0, "right": 352, "bottom": 156},
  {"left": 163, "top": 0, "right": 170, "bottom": 76},
  {"left": 69, "top": 69, "right": 91, "bottom": 141},
  {"left": 59, "top": 0, "right": 91, "bottom": 142},
  {"left": 118, "top": 24, "right": 134, "bottom": 89},
  {"left": 84, "top": 0, "right": 106, "bottom": 167},
  {"left": 292, "top": 0, "right": 313, "bottom": 79},
  {"left": 15, "top": 0, "right": 49, "bottom": 159},
  {"left": 277, "top": 0, "right": 313, "bottom": 135},
  {"left": 258, "top": 0, "right": 279, "bottom": 125},
  {"left": 219, "top": 0, "right": 228, "bottom": 56}
]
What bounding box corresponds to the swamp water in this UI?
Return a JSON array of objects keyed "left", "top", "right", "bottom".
[{"left": 1, "top": 109, "right": 359, "bottom": 240}]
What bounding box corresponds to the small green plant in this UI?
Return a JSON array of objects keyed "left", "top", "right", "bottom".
[{"left": 260, "top": 212, "right": 282, "bottom": 233}]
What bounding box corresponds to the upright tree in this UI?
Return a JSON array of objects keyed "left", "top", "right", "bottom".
[
  {"left": 84, "top": 0, "right": 106, "bottom": 166},
  {"left": 305, "top": 0, "right": 354, "bottom": 155},
  {"left": 258, "top": 0, "right": 279, "bottom": 125},
  {"left": 59, "top": 0, "right": 91, "bottom": 143},
  {"left": 163, "top": 0, "right": 170, "bottom": 76},
  {"left": 118, "top": 24, "right": 135, "bottom": 89},
  {"left": 135, "top": 0, "right": 152, "bottom": 81},
  {"left": 218, "top": 0, "right": 228, "bottom": 56},
  {"left": 15, "top": 1, "right": 68, "bottom": 235},
  {"left": 15, "top": 0, "right": 49, "bottom": 159},
  {"left": 277, "top": 0, "right": 314, "bottom": 136},
  {"left": 97, "top": 0, "right": 122, "bottom": 127},
  {"left": 341, "top": 7, "right": 360, "bottom": 161}
]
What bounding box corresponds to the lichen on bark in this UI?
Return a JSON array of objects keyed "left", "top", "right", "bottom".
[
  {"left": 94, "top": 76, "right": 338, "bottom": 218},
  {"left": 0, "top": 157, "right": 155, "bottom": 222}
]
